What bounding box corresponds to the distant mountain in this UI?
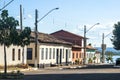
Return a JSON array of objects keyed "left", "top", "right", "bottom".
[{"left": 96, "top": 47, "right": 120, "bottom": 53}]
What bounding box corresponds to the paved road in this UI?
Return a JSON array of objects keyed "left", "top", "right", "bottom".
[{"left": 23, "top": 66, "right": 120, "bottom": 80}]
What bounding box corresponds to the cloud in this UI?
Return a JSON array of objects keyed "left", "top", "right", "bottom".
[
  {"left": 17, "top": 16, "right": 20, "bottom": 19},
  {"left": 27, "top": 14, "right": 32, "bottom": 19},
  {"left": 71, "top": 22, "right": 116, "bottom": 47}
]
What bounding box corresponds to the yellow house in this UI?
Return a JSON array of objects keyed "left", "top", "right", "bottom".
[{"left": 27, "top": 32, "right": 72, "bottom": 68}]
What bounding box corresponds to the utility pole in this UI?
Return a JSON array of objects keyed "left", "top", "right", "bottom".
[
  {"left": 35, "top": 9, "right": 38, "bottom": 68},
  {"left": 83, "top": 25, "right": 86, "bottom": 64},
  {"left": 83, "top": 23, "right": 100, "bottom": 64},
  {"left": 101, "top": 33, "right": 106, "bottom": 63},
  {"left": 20, "top": 4, "right": 25, "bottom": 65},
  {"left": 34, "top": 8, "right": 59, "bottom": 68},
  {"left": 20, "top": 4, "right": 23, "bottom": 31}
]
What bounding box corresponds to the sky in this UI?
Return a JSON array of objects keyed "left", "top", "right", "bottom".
[{"left": 0, "top": 0, "right": 120, "bottom": 47}]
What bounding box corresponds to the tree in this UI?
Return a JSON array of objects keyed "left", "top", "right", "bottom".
[
  {"left": 0, "top": 10, "right": 31, "bottom": 74},
  {"left": 93, "top": 56, "right": 96, "bottom": 63},
  {"left": 111, "top": 22, "right": 120, "bottom": 50},
  {"left": 105, "top": 51, "right": 113, "bottom": 63},
  {"left": 105, "top": 51, "right": 113, "bottom": 57}
]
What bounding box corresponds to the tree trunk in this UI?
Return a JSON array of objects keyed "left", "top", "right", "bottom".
[
  {"left": 4, "top": 44, "right": 7, "bottom": 74},
  {"left": 22, "top": 47, "right": 24, "bottom": 64}
]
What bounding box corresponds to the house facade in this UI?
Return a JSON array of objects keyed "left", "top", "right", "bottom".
[
  {"left": 86, "top": 44, "right": 101, "bottom": 64},
  {"left": 51, "top": 30, "right": 84, "bottom": 64},
  {"left": 27, "top": 32, "right": 72, "bottom": 67},
  {"left": 0, "top": 45, "right": 27, "bottom": 66}
]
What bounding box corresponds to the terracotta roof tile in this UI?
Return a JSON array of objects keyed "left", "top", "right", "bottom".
[
  {"left": 86, "top": 45, "right": 96, "bottom": 50},
  {"left": 30, "top": 32, "right": 72, "bottom": 45}
]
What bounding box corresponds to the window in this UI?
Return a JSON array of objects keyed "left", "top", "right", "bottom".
[
  {"left": 27, "top": 48, "right": 32, "bottom": 60},
  {"left": 46, "top": 48, "right": 48, "bottom": 59},
  {"left": 76, "top": 53, "right": 78, "bottom": 58},
  {"left": 12, "top": 49, "right": 15, "bottom": 61},
  {"left": 53, "top": 48, "right": 55, "bottom": 59},
  {"left": 49, "top": 48, "right": 52, "bottom": 59},
  {"left": 18, "top": 49, "right": 21, "bottom": 60},
  {"left": 73, "top": 53, "right": 74, "bottom": 58},
  {"left": 79, "top": 53, "right": 81, "bottom": 58},
  {"left": 41, "top": 48, "right": 44, "bottom": 60}
]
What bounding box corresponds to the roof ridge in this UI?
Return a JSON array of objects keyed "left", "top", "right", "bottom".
[{"left": 51, "top": 29, "right": 84, "bottom": 38}]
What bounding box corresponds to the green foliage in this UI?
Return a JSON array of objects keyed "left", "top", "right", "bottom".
[
  {"left": 0, "top": 72, "right": 24, "bottom": 79},
  {"left": 106, "top": 56, "right": 113, "bottom": 63},
  {"left": 105, "top": 51, "right": 113, "bottom": 63},
  {"left": 0, "top": 10, "right": 19, "bottom": 47},
  {"left": 0, "top": 10, "right": 31, "bottom": 74},
  {"left": 111, "top": 22, "right": 120, "bottom": 50},
  {"left": 93, "top": 56, "right": 96, "bottom": 63},
  {"left": 93, "top": 56, "right": 96, "bottom": 60},
  {"left": 88, "top": 58, "right": 93, "bottom": 63},
  {"left": 75, "top": 59, "right": 80, "bottom": 64},
  {"left": 0, "top": 10, "right": 31, "bottom": 47},
  {"left": 105, "top": 51, "right": 113, "bottom": 56}
]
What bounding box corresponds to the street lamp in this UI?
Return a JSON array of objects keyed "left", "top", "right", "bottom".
[
  {"left": 83, "top": 23, "right": 100, "bottom": 64},
  {"left": 34, "top": 8, "right": 59, "bottom": 68}
]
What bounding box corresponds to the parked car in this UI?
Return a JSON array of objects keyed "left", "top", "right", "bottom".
[{"left": 116, "top": 58, "right": 120, "bottom": 65}]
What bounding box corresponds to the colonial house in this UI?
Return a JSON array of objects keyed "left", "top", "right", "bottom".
[
  {"left": 0, "top": 45, "right": 26, "bottom": 66},
  {"left": 27, "top": 32, "right": 72, "bottom": 68},
  {"left": 86, "top": 44, "right": 101, "bottom": 64},
  {"left": 50, "top": 30, "right": 84, "bottom": 64}
]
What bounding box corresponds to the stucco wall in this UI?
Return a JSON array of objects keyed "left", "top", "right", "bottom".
[
  {"left": 0, "top": 45, "right": 27, "bottom": 66},
  {"left": 27, "top": 43, "right": 72, "bottom": 66},
  {"left": 39, "top": 44, "right": 72, "bottom": 65},
  {"left": 27, "top": 43, "right": 39, "bottom": 65}
]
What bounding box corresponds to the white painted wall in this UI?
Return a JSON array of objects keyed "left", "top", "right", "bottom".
[
  {"left": 86, "top": 51, "right": 101, "bottom": 64},
  {"left": 95, "top": 53, "right": 101, "bottom": 63},
  {"left": 86, "top": 51, "right": 95, "bottom": 64},
  {"left": 39, "top": 44, "right": 72, "bottom": 65},
  {"left": 0, "top": 45, "right": 27, "bottom": 66}
]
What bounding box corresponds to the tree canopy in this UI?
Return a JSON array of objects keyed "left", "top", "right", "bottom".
[
  {"left": 111, "top": 22, "right": 120, "bottom": 50},
  {"left": 0, "top": 10, "right": 31, "bottom": 47},
  {"left": 0, "top": 10, "right": 31, "bottom": 74}
]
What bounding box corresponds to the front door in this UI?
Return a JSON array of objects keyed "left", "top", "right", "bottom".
[
  {"left": 60, "top": 49, "right": 62, "bottom": 64},
  {"left": 56, "top": 49, "right": 59, "bottom": 64}
]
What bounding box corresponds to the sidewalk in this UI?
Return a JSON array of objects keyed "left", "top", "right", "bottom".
[
  {"left": 42, "top": 63, "right": 115, "bottom": 70},
  {"left": 42, "top": 64, "right": 86, "bottom": 70},
  {"left": 0, "top": 63, "right": 115, "bottom": 73}
]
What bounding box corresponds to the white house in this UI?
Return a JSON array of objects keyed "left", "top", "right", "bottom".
[
  {"left": 86, "top": 44, "right": 101, "bottom": 64},
  {"left": 0, "top": 45, "right": 27, "bottom": 66},
  {"left": 27, "top": 32, "right": 72, "bottom": 68}
]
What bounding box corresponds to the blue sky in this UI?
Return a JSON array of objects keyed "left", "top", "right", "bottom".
[{"left": 1, "top": 0, "right": 120, "bottom": 47}]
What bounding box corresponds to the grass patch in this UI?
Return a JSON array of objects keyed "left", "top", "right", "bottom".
[{"left": 0, "top": 70, "right": 24, "bottom": 79}]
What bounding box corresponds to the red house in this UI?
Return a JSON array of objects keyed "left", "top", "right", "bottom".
[{"left": 51, "top": 30, "right": 84, "bottom": 64}]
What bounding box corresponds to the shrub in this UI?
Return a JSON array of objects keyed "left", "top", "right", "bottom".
[
  {"left": 0, "top": 71, "right": 24, "bottom": 79},
  {"left": 88, "top": 58, "right": 93, "bottom": 63}
]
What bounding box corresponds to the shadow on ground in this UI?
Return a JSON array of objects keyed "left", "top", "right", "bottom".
[{"left": 24, "top": 73, "right": 120, "bottom": 80}]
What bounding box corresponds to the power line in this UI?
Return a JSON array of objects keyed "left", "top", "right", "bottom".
[{"left": 0, "top": 0, "right": 14, "bottom": 11}]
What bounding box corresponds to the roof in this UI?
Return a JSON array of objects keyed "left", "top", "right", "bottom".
[
  {"left": 30, "top": 32, "right": 72, "bottom": 45},
  {"left": 51, "top": 29, "right": 84, "bottom": 39},
  {"left": 50, "top": 30, "right": 84, "bottom": 48},
  {"left": 86, "top": 45, "right": 96, "bottom": 50}
]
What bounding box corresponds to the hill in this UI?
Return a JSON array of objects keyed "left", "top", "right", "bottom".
[{"left": 96, "top": 47, "right": 120, "bottom": 55}]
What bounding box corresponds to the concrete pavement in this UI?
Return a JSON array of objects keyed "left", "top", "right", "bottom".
[{"left": 23, "top": 64, "right": 120, "bottom": 80}]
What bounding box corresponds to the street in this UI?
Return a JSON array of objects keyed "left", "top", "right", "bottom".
[{"left": 23, "top": 65, "right": 120, "bottom": 80}]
